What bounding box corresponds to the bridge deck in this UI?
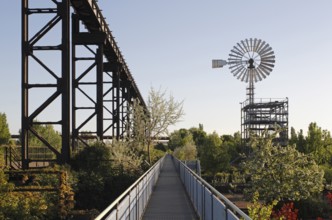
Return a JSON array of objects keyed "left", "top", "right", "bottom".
[{"left": 142, "top": 155, "right": 198, "bottom": 220}]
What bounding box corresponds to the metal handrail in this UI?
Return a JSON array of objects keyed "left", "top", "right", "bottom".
[
  {"left": 174, "top": 156, "right": 251, "bottom": 220},
  {"left": 95, "top": 155, "right": 165, "bottom": 220}
]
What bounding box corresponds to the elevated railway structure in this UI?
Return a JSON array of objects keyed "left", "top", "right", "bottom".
[{"left": 21, "top": 0, "right": 146, "bottom": 169}]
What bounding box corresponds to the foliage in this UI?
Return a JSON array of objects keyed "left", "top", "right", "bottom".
[
  {"left": 247, "top": 191, "right": 278, "bottom": 220},
  {"left": 242, "top": 134, "right": 324, "bottom": 202},
  {"left": 199, "top": 132, "right": 230, "bottom": 175},
  {"left": 19, "top": 123, "right": 62, "bottom": 153},
  {"left": 133, "top": 87, "right": 184, "bottom": 164},
  {"left": 173, "top": 142, "right": 197, "bottom": 161},
  {"left": 0, "top": 167, "right": 74, "bottom": 219},
  {"left": 290, "top": 123, "right": 332, "bottom": 165},
  {"left": 150, "top": 147, "right": 165, "bottom": 164},
  {"left": 189, "top": 124, "right": 207, "bottom": 148},
  {"left": 71, "top": 141, "right": 112, "bottom": 175},
  {"left": 109, "top": 141, "right": 143, "bottom": 176},
  {"left": 272, "top": 202, "right": 299, "bottom": 220},
  {"left": 321, "top": 164, "right": 332, "bottom": 185},
  {"left": 168, "top": 129, "right": 194, "bottom": 151},
  {"left": 220, "top": 132, "right": 242, "bottom": 162},
  {"left": 212, "top": 172, "right": 230, "bottom": 186},
  {"left": 71, "top": 141, "right": 144, "bottom": 211},
  {"left": 295, "top": 196, "right": 332, "bottom": 219},
  {"left": 326, "top": 192, "right": 332, "bottom": 207},
  {"left": 0, "top": 113, "right": 10, "bottom": 145}
]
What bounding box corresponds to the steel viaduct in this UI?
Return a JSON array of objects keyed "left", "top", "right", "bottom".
[{"left": 21, "top": 0, "right": 147, "bottom": 169}]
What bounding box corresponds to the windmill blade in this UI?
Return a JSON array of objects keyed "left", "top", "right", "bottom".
[
  {"left": 233, "top": 45, "right": 245, "bottom": 56},
  {"left": 260, "top": 61, "right": 275, "bottom": 68},
  {"left": 232, "top": 65, "right": 245, "bottom": 77},
  {"left": 255, "top": 40, "right": 266, "bottom": 54},
  {"left": 231, "top": 49, "right": 245, "bottom": 58},
  {"left": 241, "top": 40, "right": 249, "bottom": 53},
  {"left": 241, "top": 69, "right": 248, "bottom": 82},
  {"left": 260, "top": 59, "right": 275, "bottom": 64},
  {"left": 253, "top": 39, "right": 261, "bottom": 52},
  {"left": 256, "top": 67, "right": 267, "bottom": 79},
  {"left": 237, "top": 43, "right": 247, "bottom": 55},
  {"left": 259, "top": 64, "right": 273, "bottom": 73},
  {"left": 253, "top": 38, "right": 259, "bottom": 52},
  {"left": 250, "top": 38, "right": 254, "bottom": 52},
  {"left": 245, "top": 39, "right": 251, "bottom": 54},
  {"left": 229, "top": 62, "right": 243, "bottom": 71},
  {"left": 257, "top": 66, "right": 270, "bottom": 77},
  {"left": 260, "top": 46, "right": 273, "bottom": 57},
  {"left": 253, "top": 70, "right": 260, "bottom": 82},
  {"left": 260, "top": 55, "right": 275, "bottom": 60},
  {"left": 229, "top": 53, "right": 243, "bottom": 59},
  {"left": 254, "top": 69, "right": 263, "bottom": 81},
  {"left": 257, "top": 43, "right": 270, "bottom": 55},
  {"left": 237, "top": 68, "right": 246, "bottom": 80},
  {"left": 244, "top": 69, "right": 250, "bottom": 83},
  {"left": 260, "top": 50, "right": 274, "bottom": 58}
]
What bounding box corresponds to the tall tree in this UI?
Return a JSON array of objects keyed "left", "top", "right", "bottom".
[
  {"left": 0, "top": 113, "right": 10, "bottom": 145},
  {"left": 189, "top": 124, "right": 207, "bottom": 149},
  {"left": 242, "top": 135, "right": 324, "bottom": 202},
  {"left": 289, "top": 127, "right": 298, "bottom": 146},
  {"left": 199, "top": 132, "right": 230, "bottom": 175},
  {"left": 168, "top": 129, "right": 193, "bottom": 151},
  {"left": 133, "top": 87, "right": 184, "bottom": 164}
]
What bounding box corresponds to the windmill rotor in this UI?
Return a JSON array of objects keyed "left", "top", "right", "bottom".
[{"left": 227, "top": 38, "right": 275, "bottom": 83}]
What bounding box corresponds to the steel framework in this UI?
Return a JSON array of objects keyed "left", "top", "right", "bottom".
[
  {"left": 22, "top": 0, "right": 146, "bottom": 168},
  {"left": 241, "top": 98, "right": 289, "bottom": 146},
  {"left": 22, "top": 0, "right": 70, "bottom": 169}
]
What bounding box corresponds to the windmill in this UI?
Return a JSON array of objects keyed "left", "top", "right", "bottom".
[
  {"left": 212, "top": 38, "right": 275, "bottom": 104},
  {"left": 212, "top": 38, "right": 288, "bottom": 146}
]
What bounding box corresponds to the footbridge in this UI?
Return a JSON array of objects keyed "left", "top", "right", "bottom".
[{"left": 96, "top": 155, "right": 251, "bottom": 220}]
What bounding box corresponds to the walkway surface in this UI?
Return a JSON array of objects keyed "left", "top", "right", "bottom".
[{"left": 142, "top": 155, "right": 198, "bottom": 220}]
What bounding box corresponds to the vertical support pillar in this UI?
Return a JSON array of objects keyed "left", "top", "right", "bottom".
[
  {"left": 71, "top": 14, "right": 78, "bottom": 151},
  {"left": 96, "top": 48, "right": 104, "bottom": 139},
  {"left": 21, "top": 0, "right": 71, "bottom": 168},
  {"left": 60, "top": 0, "right": 71, "bottom": 164},
  {"left": 21, "top": 0, "right": 29, "bottom": 169},
  {"left": 113, "top": 69, "right": 121, "bottom": 139}
]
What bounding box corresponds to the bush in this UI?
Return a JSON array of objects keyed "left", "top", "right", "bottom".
[{"left": 295, "top": 196, "right": 332, "bottom": 219}]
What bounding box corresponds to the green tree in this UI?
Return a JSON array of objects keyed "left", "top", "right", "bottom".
[
  {"left": 199, "top": 132, "right": 230, "bottom": 175},
  {"left": 0, "top": 113, "right": 10, "bottom": 145},
  {"left": 168, "top": 129, "right": 193, "bottom": 151},
  {"left": 189, "top": 124, "right": 207, "bottom": 147},
  {"left": 242, "top": 135, "right": 324, "bottom": 202},
  {"left": 173, "top": 142, "right": 197, "bottom": 161},
  {"left": 220, "top": 132, "right": 242, "bottom": 162},
  {"left": 70, "top": 142, "right": 113, "bottom": 210}
]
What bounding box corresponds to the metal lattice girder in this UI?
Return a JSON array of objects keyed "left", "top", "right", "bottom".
[
  {"left": 22, "top": 0, "right": 70, "bottom": 168},
  {"left": 70, "top": 0, "right": 146, "bottom": 108},
  {"left": 72, "top": 13, "right": 106, "bottom": 149},
  {"left": 103, "top": 62, "right": 134, "bottom": 140}
]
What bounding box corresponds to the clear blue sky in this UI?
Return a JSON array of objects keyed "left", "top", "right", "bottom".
[{"left": 1, "top": 1, "right": 332, "bottom": 135}]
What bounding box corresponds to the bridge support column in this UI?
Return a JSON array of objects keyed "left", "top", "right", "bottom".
[
  {"left": 21, "top": 0, "right": 70, "bottom": 168},
  {"left": 71, "top": 13, "right": 106, "bottom": 149}
]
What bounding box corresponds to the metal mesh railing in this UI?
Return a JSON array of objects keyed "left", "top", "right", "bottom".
[
  {"left": 95, "top": 155, "right": 165, "bottom": 220},
  {"left": 173, "top": 156, "right": 251, "bottom": 220}
]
